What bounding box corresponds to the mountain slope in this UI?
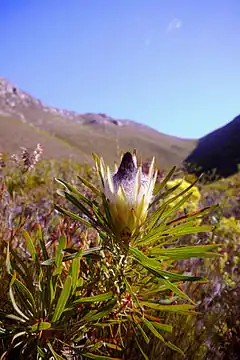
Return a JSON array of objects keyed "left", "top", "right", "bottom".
[
  {"left": 0, "top": 77, "right": 196, "bottom": 166},
  {"left": 185, "top": 115, "right": 240, "bottom": 177}
]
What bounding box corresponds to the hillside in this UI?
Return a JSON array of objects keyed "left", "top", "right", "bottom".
[
  {"left": 185, "top": 115, "right": 240, "bottom": 177},
  {"left": 0, "top": 77, "right": 196, "bottom": 166}
]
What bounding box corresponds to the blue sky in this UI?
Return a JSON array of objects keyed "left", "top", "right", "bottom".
[{"left": 1, "top": 0, "right": 240, "bottom": 138}]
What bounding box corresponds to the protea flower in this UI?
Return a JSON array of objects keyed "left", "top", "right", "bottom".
[{"left": 96, "top": 151, "right": 158, "bottom": 242}]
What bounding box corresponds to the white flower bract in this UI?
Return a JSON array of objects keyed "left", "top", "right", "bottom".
[{"left": 96, "top": 152, "right": 158, "bottom": 237}]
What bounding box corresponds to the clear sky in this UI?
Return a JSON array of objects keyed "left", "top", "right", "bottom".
[{"left": 1, "top": 0, "right": 240, "bottom": 138}]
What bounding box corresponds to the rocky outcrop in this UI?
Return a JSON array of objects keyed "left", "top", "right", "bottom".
[{"left": 0, "top": 77, "right": 126, "bottom": 127}]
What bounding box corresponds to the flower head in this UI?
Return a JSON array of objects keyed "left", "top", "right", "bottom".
[{"left": 96, "top": 151, "right": 158, "bottom": 240}]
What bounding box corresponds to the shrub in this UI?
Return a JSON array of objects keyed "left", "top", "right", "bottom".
[
  {"left": 0, "top": 150, "right": 222, "bottom": 359},
  {"left": 166, "top": 179, "right": 201, "bottom": 213}
]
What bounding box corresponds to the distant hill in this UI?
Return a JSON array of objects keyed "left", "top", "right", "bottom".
[
  {"left": 0, "top": 77, "right": 196, "bottom": 167},
  {"left": 185, "top": 115, "right": 240, "bottom": 177}
]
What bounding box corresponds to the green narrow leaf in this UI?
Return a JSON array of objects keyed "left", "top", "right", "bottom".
[
  {"left": 153, "top": 166, "right": 176, "bottom": 196},
  {"left": 143, "top": 203, "right": 167, "bottom": 234},
  {"left": 37, "top": 223, "right": 43, "bottom": 239},
  {"left": 52, "top": 276, "right": 72, "bottom": 322},
  {"left": 47, "top": 342, "right": 65, "bottom": 360},
  {"left": 141, "top": 301, "right": 197, "bottom": 315},
  {"left": 23, "top": 229, "right": 37, "bottom": 260},
  {"left": 144, "top": 204, "right": 214, "bottom": 248},
  {"left": 6, "top": 243, "right": 12, "bottom": 274},
  {"left": 62, "top": 186, "right": 94, "bottom": 209},
  {"left": 14, "top": 278, "right": 36, "bottom": 311},
  {"left": 38, "top": 224, "right": 49, "bottom": 261},
  {"left": 92, "top": 153, "right": 105, "bottom": 187},
  {"left": 151, "top": 174, "right": 199, "bottom": 212},
  {"left": 9, "top": 248, "right": 36, "bottom": 290},
  {"left": 139, "top": 222, "right": 214, "bottom": 248},
  {"left": 148, "top": 265, "right": 200, "bottom": 282},
  {"left": 55, "top": 178, "right": 98, "bottom": 204},
  {"left": 129, "top": 246, "right": 165, "bottom": 269},
  {"left": 135, "top": 320, "right": 150, "bottom": 344},
  {"left": 63, "top": 192, "right": 99, "bottom": 227},
  {"left": 13, "top": 288, "right": 34, "bottom": 318},
  {"left": 5, "top": 314, "right": 26, "bottom": 323},
  {"left": 9, "top": 274, "right": 29, "bottom": 321},
  {"left": 30, "top": 321, "right": 51, "bottom": 332},
  {"left": 167, "top": 341, "right": 185, "bottom": 356},
  {"left": 83, "top": 353, "right": 122, "bottom": 360},
  {"left": 71, "top": 257, "right": 80, "bottom": 294},
  {"left": 63, "top": 189, "right": 112, "bottom": 234},
  {"left": 135, "top": 220, "right": 175, "bottom": 247},
  {"left": 42, "top": 247, "right": 100, "bottom": 266},
  {"left": 81, "top": 299, "right": 117, "bottom": 323},
  {"left": 160, "top": 277, "right": 195, "bottom": 305},
  {"left": 158, "top": 192, "right": 193, "bottom": 222},
  {"left": 129, "top": 247, "right": 201, "bottom": 281},
  {"left": 174, "top": 225, "right": 214, "bottom": 236},
  {"left": 53, "top": 235, "right": 66, "bottom": 276},
  {"left": 37, "top": 224, "right": 51, "bottom": 317},
  {"left": 56, "top": 179, "right": 108, "bottom": 233},
  {"left": 105, "top": 343, "right": 123, "bottom": 351},
  {"left": 42, "top": 250, "right": 83, "bottom": 266},
  {"left": 166, "top": 205, "right": 218, "bottom": 226},
  {"left": 150, "top": 181, "right": 180, "bottom": 209},
  {"left": 101, "top": 192, "right": 114, "bottom": 230},
  {"left": 135, "top": 337, "right": 149, "bottom": 360},
  {"left": 11, "top": 331, "right": 26, "bottom": 343},
  {"left": 94, "top": 319, "right": 128, "bottom": 327},
  {"left": 77, "top": 175, "right": 101, "bottom": 195},
  {"left": 143, "top": 318, "right": 165, "bottom": 342},
  {"left": 50, "top": 277, "right": 55, "bottom": 305},
  {"left": 37, "top": 346, "right": 46, "bottom": 357},
  {"left": 150, "top": 244, "right": 221, "bottom": 260},
  {"left": 125, "top": 279, "right": 143, "bottom": 313},
  {"left": 151, "top": 321, "right": 172, "bottom": 333},
  {"left": 158, "top": 296, "right": 179, "bottom": 304},
  {"left": 73, "top": 292, "right": 113, "bottom": 304},
  {"left": 55, "top": 205, "right": 92, "bottom": 228}
]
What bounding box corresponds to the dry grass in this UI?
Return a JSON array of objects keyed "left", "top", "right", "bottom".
[{"left": 0, "top": 113, "right": 196, "bottom": 167}]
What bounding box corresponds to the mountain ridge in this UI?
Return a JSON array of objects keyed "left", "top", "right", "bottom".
[{"left": 0, "top": 76, "right": 196, "bottom": 166}]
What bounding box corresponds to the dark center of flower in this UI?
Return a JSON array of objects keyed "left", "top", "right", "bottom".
[
  {"left": 114, "top": 152, "right": 137, "bottom": 181},
  {"left": 112, "top": 152, "right": 138, "bottom": 197}
]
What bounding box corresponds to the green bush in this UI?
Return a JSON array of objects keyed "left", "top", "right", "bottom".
[
  {"left": 3, "top": 148, "right": 240, "bottom": 359},
  {"left": 166, "top": 178, "right": 201, "bottom": 213},
  {"left": 0, "top": 151, "right": 220, "bottom": 359}
]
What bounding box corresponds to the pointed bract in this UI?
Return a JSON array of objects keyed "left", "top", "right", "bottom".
[{"left": 96, "top": 151, "right": 158, "bottom": 239}]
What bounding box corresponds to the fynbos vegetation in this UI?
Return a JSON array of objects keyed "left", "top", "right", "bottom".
[{"left": 0, "top": 147, "right": 239, "bottom": 359}]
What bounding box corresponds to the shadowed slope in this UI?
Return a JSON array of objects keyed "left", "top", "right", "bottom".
[{"left": 185, "top": 115, "right": 240, "bottom": 177}]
